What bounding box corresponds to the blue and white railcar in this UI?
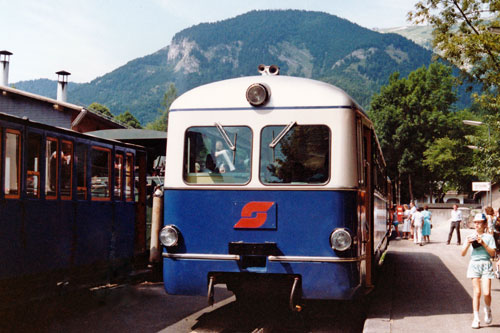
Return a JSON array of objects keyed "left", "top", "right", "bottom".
[{"left": 160, "top": 66, "right": 391, "bottom": 307}]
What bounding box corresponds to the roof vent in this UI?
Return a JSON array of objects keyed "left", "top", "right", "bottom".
[
  {"left": 56, "top": 70, "right": 71, "bottom": 102},
  {"left": 0, "top": 50, "right": 13, "bottom": 86}
]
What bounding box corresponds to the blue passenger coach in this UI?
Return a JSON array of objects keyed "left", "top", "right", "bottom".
[
  {"left": 160, "top": 66, "right": 391, "bottom": 308},
  {"left": 0, "top": 112, "right": 146, "bottom": 297}
]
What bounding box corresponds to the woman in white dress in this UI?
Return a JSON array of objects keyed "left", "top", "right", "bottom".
[{"left": 402, "top": 204, "right": 411, "bottom": 239}]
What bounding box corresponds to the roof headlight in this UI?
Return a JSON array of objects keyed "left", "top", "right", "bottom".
[
  {"left": 330, "top": 228, "right": 352, "bottom": 252},
  {"left": 160, "top": 225, "right": 179, "bottom": 247},
  {"left": 246, "top": 83, "right": 270, "bottom": 107}
]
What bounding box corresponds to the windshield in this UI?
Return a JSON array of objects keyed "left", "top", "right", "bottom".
[
  {"left": 260, "top": 125, "right": 330, "bottom": 184},
  {"left": 183, "top": 126, "right": 252, "bottom": 184}
]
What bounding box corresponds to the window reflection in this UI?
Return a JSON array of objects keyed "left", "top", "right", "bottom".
[
  {"left": 76, "top": 144, "right": 87, "bottom": 200},
  {"left": 260, "top": 125, "right": 330, "bottom": 184},
  {"left": 91, "top": 147, "right": 110, "bottom": 199},
  {"left": 183, "top": 126, "right": 252, "bottom": 184},
  {"left": 125, "top": 153, "right": 133, "bottom": 201},
  {"left": 45, "top": 138, "right": 58, "bottom": 199},
  {"left": 61, "top": 140, "right": 73, "bottom": 199},
  {"left": 5, "top": 130, "right": 21, "bottom": 197},
  {"left": 26, "top": 133, "right": 41, "bottom": 198},
  {"left": 115, "top": 153, "right": 123, "bottom": 200}
]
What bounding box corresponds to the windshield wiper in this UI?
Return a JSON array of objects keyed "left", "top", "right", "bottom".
[
  {"left": 215, "top": 122, "right": 236, "bottom": 151},
  {"left": 269, "top": 121, "right": 296, "bottom": 148}
]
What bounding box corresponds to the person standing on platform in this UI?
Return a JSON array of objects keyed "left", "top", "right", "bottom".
[
  {"left": 485, "top": 206, "right": 496, "bottom": 234},
  {"left": 461, "top": 213, "right": 496, "bottom": 329},
  {"left": 447, "top": 204, "right": 462, "bottom": 245},
  {"left": 413, "top": 207, "right": 424, "bottom": 246},
  {"left": 402, "top": 204, "right": 411, "bottom": 239},
  {"left": 409, "top": 201, "right": 417, "bottom": 240},
  {"left": 422, "top": 205, "right": 432, "bottom": 243}
]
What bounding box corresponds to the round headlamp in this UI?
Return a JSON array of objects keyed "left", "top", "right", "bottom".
[
  {"left": 330, "top": 228, "right": 352, "bottom": 251},
  {"left": 246, "top": 83, "right": 270, "bottom": 107},
  {"left": 160, "top": 225, "right": 179, "bottom": 247}
]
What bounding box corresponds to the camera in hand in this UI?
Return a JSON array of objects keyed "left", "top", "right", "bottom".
[{"left": 469, "top": 235, "right": 481, "bottom": 248}]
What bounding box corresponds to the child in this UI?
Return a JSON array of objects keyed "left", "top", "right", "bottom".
[{"left": 461, "top": 213, "right": 497, "bottom": 329}]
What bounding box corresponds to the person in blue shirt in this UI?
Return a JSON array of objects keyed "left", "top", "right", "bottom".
[{"left": 461, "top": 213, "right": 497, "bottom": 329}]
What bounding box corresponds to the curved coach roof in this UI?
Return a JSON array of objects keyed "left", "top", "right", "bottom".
[{"left": 170, "top": 75, "right": 365, "bottom": 115}]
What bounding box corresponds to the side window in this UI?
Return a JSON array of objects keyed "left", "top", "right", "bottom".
[
  {"left": 75, "top": 144, "right": 87, "bottom": 200},
  {"left": 115, "top": 153, "right": 123, "bottom": 200},
  {"left": 4, "top": 129, "right": 21, "bottom": 198},
  {"left": 61, "top": 140, "right": 73, "bottom": 200},
  {"left": 45, "top": 137, "right": 58, "bottom": 199},
  {"left": 183, "top": 126, "right": 252, "bottom": 184},
  {"left": 91, "top": 147, "right": 111, "bottom": 200},
  {"left": 125, "top": 153, "right": 134, "bottom": 201},
  {"left": 26, "top": 133, "right": 41, "bottom": 198},
  {"left": 260, "top": 125, "right": 329, "bottom": 184}
]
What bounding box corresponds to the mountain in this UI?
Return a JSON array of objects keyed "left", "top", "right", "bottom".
[
  {"left": 16, "top": 10, "right": 443, "bottom": 125},
  {"left": 376, "top": 25, "right": 434, "bottom": 50}
]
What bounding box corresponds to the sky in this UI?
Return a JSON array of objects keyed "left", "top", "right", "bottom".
[{"left": 0, "top": 0, "right": 420, "bottom": 83}]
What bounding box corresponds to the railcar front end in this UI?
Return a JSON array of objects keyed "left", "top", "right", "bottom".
[{"left": 161, "top": 73, "right": 390, "bottom": 305}]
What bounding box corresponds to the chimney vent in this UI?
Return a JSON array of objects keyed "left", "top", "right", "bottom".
[
  {"left": 56, "top": 70, "right": 71, "bottom": 102},
  {"left": 0, "top": 50, "right": 13, "bottom": 86}
]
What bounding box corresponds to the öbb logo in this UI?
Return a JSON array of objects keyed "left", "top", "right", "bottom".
[{"left": 234, "top": 201, "right": 275, "bottom": 229}]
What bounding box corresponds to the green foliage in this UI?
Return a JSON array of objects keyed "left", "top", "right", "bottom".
[
  {"left": 460, "top": 113, "right": 500, "bottom": 184},
  {"left": 88, "top": 102, "right": 114, "bottom": 118},
  {"left": 115, "top": 110, "right": 142, "bottom": 128},
  {"left": 370, "top": 63, "right": 461, "bottom": 201},
  {"left": 409, "top": 0, "right": 500, "bottom": 112},
  {"left": 145, "top": 83, "right": 177, "bottom": 132}
]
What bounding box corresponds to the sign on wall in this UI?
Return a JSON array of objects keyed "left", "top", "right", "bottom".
[{"left": 472, "top": 182, "right": 491, "bottom": 191}]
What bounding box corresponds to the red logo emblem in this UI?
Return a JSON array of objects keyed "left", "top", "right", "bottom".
[{"left": 234, "top": 201, "right": 275, "bottom": 228}]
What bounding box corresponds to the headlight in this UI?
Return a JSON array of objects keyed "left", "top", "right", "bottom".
[
  {"left": 330, "top": 228, "right": 352, "bottom": 251},
  {"left": 246, "top": 83, "right": 270, "bottom": 106},
  {"left": 160, "top": 225, "right": 179, "bottom": 247}
]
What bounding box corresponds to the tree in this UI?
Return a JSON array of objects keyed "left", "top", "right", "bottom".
[
  {"left": 422, "top": 109, "right": 477, "bottom": 199},
  {"left": 408, "top": 0, "right": 500, "bottom": 112},
  {"left": 370, "top": 63, "right": 458, "bottom": 202},
  {"left": 88, "top": 102, "right": 114, "bottom": 118},
  {"left": 115, "top": 110, "right": 142, "bottom": 129},
  {"left": 145, "top": 83, "right": 178, "bottom": 132},
  {"left": 462, "top": 113, "right": 500, "bottom": 184}
]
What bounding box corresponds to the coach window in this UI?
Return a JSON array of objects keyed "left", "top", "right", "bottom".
[
  {"left": 183, "top": 126, "right": 252, "bottom": 184},
  {"left": 61, "top": 140, "right": 73, "bottom": 199},
  {"left": 260, "top": 125, "right": 330, "bottom": 184},
  {"left": 115, "top": 153, "right": 124, "bottom": 200},
  {"left": 125, "top": 153, "right": 134, "bottom": 201},
  {"left": 75, "top": 144, "right": 87, "bottom": 200},
  {"left": 26, "top": 133, "right": 41, "bottom": 198},
  {"left": 91, "top": 147, "right": 111, "bottom": 200},
  {"left": 4, "top": 129, "right": 21, "bottom": 198},
  {"left": 45, "top": 137, "right": 58, "bottom": 199}
]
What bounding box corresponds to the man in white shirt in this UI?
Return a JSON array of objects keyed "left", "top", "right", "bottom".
[
  {"left": 447, "top": 204, "right": 462, "bottom": 245},
  {"left": 413, "top": 207, "right": 425, "bottom": 246}
]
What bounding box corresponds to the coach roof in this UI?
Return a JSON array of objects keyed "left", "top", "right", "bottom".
[{"left": 170, "top": 75, "right": 363, "bottom": 113}]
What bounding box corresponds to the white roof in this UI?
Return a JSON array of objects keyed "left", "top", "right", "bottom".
[{"left": 170, "top": 75, "right": 362, "bottom": 112}]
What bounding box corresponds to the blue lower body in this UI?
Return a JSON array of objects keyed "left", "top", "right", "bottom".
[{"left": 162, "top": 189, "right": 363, "bottom": 300}]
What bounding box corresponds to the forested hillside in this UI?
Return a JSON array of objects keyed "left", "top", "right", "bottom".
[{"left": 15, "top": 10, "right": 454, "bottom": 125}]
